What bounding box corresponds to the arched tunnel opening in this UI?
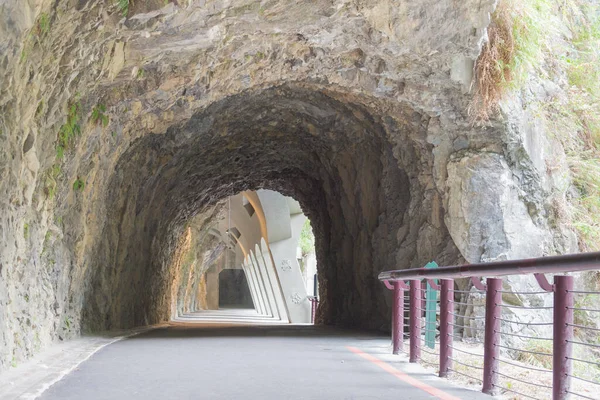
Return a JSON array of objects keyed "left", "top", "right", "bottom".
[
  {"left": 80, "top": 84, "right": 463, "bottom": 333},
  {"left": 172, "top": 188, "right": 320, "bottom": 323}
]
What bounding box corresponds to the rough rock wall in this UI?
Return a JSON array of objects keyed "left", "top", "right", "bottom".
[{"left": 0, "top": 0, "right": 576, "bottom": 370}]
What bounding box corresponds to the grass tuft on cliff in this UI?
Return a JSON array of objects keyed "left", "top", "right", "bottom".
[
  {"left": 474, "top": 0, "right": 600, "bottom": 251},
  {"left": 56, "top": 102, "right": 81, "bottom": 160},
  {"left": 471, "top": 0, "right": 552, "bottom": 121},
  {"left": 560, "top": 2, "right": 600, "bottom": 250},
  {"left": 117, "top": 0, "right": 130, "bottom": 17}
]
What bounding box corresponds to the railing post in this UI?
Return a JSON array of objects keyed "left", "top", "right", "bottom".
[
  {"left": 392, "top": 281, "right": 404, "bottom": 354},
  {"left": 310, "top": 297, "right": 319, "bottom": 324},
  {"left": 553, "top": 275, "right": 573, "bottom": 400},
  {"left": 409, "top": 279, "right": 421, "bottom": 363},
  {"left": 439, "top": 278, "right": 453, "bottom": 377},
  {"left": 482, "top": 277, "right": 501, "bottom": 395}
]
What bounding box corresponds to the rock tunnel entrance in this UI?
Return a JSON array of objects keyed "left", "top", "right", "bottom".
[{"left": 81, "top": 84, "right": 463, "bottom": 333}]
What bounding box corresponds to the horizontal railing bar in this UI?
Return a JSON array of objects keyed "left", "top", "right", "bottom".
[
  {"left": 493, "top": 384, "right": 543, "bottom": 400},
  {"left": 416, "top": 346, "right": 440, "bottom": 356},
  {"left": 567, "top": 374, "right": 600, "bottom": 386},
  {"left": 566, "top": 391, "right": 597, "bottom": 400},
  {"left": 450, "top": 313, "right": 485, "bottom": 319},
  {"left": 448, "top": 346, "right": 484, "bottom": 357},
  {"left": 493, "top": 370, "right": 552, "bottom": 389},
  {"left": 448, "top": 357, "right": 484, "bottom": 370},
  {"left": 495, "top": 331, "right": 552, "bottom": 340},
  {"left": 497, "top": 290, "right": 552, "bottom": 295},
  {"left": 567, "top": 323, "right": 600, "bottom": 332},
  {"left": 497, "top": 304, "right": 553, "bottom": 310},
  {"left": 567, "top": 290, "right": 600, "bottom": 295},
  {"left": 567, "top": 307, "right": 600, "bottom": 313},
  {"left": 497, "top": 358, "right": 552, "bottom": 373},
  {"left": 450, "top": 323, "right": 485, "bottom": 331},
  {"left": 495, "top": 318, "right": 553, "bottom": 326},
  {"left": 449, "top": 334, "right": 484, "bottom": 343},
  {"left": 419, "top": 358, "right": 440, "bottom": 368},
  {"left": 378, "top": 251, "right": 600, "bottom": 281},
  {"left": 448, "top": 368, "right": 483, "bottom": 382},
  {"left": 567, "top": 356, "right": 600, "bottom": 367},
  {"left": 450, "top": 290, "right": 483, "bottom": 294},
  {"left": 494, "top": 344, "right": 552, "bottom": 357},
  {"left": 453, "top": 301, "right": 480, "bottom": 306},
  {"left": 567, "top": 340, "right": 600, "bottom": 349}
]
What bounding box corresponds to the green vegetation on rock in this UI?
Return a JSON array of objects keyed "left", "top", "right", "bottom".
[
  {"left": 562, "top": 5, "right": 600, "bottom": 249},
  {"left": 56, "top": 102, "right": 81, "bottom": 160},
  {"left": 475, "top": 0, "right": 600, "bottom": 250},
  {"left": 37, "top": 13, "right": 50, "bottom": 37},
  {"left": 472, "top": 0, "right": 553, "bottom": 120},
  {"left": 91, "top": 104, "right": 109, "bottom": 127},
  {"left": 299, "top": 219, "right": 315, "bottom": 256},
  {"left": 73, "top": 178, "right": 85, "bottom": 191},
  {"left": 117, "top": 0, "right": 129, "bottom": 17}
]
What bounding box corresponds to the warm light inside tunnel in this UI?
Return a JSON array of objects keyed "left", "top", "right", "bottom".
[{"left": 175, "top": 190, "right": 319, "bottom": 324}]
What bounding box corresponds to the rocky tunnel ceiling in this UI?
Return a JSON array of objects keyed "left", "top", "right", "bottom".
[{"left": 84, "top": 84, "right": 462, "bottom": 331}]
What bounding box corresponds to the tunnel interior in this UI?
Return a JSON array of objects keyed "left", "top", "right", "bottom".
[{"left": 82, "top": 84, "right": 462, "bottom": 332}]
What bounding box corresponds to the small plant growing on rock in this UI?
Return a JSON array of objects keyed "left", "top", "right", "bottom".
[
  {"left": 471, "top": 0, "right": 551, "bottom": 121},
  {"left": 73, "top": 178, "right": 85, "bottom": 191},
  {"left": 44, "top": 164, "right": 61, "bottom": 199},
  {"left": 23, "top": 223, "right": 29, "bottom": 239},
  {"left": 56, "top": 102, "right": 81, "bottom": 160},
  {"left": 36, "top": 13, "right": 50, "bottom": 37},
  {"left": 42, "top": 231, "right": 52, "bottom": 254},
  {"left": 117, "top": 0, "right": 129, "bottom": 17},
  {"left": 91, "top": 104, "right": 109, "bottom": 127}
]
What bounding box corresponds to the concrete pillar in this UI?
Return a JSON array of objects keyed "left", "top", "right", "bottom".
[
  {"left": 205, "top": 265, "right": 220, "bottom": 310},
  {"left": 242, "top": 263, "right": 260, "bottom": 314},
  {"left": 245, "top": 258, "right": 266, "bottom": 315},
  {"left": 252, "top": 252, "right": 278, "bottom": 319},
  {"left": 259, "top": 240, "right": 289, "bottom": 322},
  {"left": 249, "top": 254, "right": 272, "bottom": 316},
  {"left": 268, "top": 212, "right": 311, "bottom": 323}
]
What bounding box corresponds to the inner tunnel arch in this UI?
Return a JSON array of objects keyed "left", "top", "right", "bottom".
[{"left": 82, "top": 84, "right": 463, "bottom": 332}]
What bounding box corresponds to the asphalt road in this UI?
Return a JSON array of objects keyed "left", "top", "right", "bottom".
[{"left": 38, "top": 323, "right": 489, "bottom": 400}]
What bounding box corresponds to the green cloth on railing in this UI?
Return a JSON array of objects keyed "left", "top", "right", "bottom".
[{"left": 424, "top": 261, "right": 438, "bottom": 349}]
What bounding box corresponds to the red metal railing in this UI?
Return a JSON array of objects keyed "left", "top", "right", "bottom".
[
  {"left": 308, "top": 296, "right": 319, "bottom": 324},
  {"left": 379, "top": 252, "right": 600, "bottom": 400}
]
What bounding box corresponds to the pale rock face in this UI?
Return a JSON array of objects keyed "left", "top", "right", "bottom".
[
  {"left": 0, "top": 0, "right": 577, "bottom": 370},
  {"left": 445, "top": 152, "right": 549, "bottom": 264}
]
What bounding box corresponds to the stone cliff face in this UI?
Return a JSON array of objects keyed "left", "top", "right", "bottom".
[{"left": 0, "top": 0, "right": 577, "bottom": 370}]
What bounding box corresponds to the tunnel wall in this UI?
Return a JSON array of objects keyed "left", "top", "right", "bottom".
[{"left": 0, "top": 0, "right": 578, "bottom": 371}]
